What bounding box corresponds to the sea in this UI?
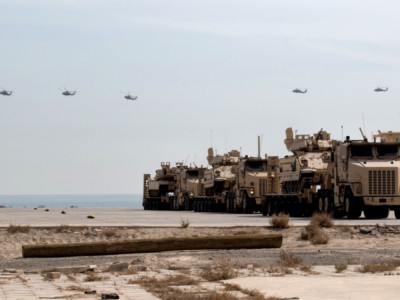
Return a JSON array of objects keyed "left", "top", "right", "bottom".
[{"left": 0, "top": 194, "right": 143, "bottom": 209}]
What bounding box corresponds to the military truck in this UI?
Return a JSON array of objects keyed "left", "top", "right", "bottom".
[
  {"left": 193, "top": 146, "right": 269, "bottom": 213},
  {"left": 174, "top": 166, "right": 207, "bottom": 211},
  {"left": 143, "top": 162, "right": 183, "bottom": 210},
  {"left": 262, "top": 128, "right": 333, "bottom": 217},
  {"left": 320, "top": 133, "right": 400, "bottom": 219}
]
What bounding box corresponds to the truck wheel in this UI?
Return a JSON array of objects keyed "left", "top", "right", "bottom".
[
  {"left": 344, "top": 190, "right": 361, "bottom": 219},
  {"left": 395, "top": 208, "right": 400, "bottom": 219},
  {"left": 243, "top": 193, "right": 253, "bottom": 214},
  {"left": 184, "top": 196, "right": 191, "bottom": 211},
  {"left": 318, "top": 194, "right": 325, "bottom": 213}
]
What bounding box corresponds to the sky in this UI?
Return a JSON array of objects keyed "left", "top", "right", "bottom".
[{"left": 1, "top": 0, "right": 400, "bottom": 194}]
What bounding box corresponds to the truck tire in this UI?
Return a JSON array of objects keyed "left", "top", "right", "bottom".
[
  {"left": 184, "top": 196, "right": 191, "bottom": 211},
  {"left": 344, "top": 190, "right": 361, "bottom": 219},
  {"left": 318, "top": 193, "right": 325, "bottom": 213},
  {"left": 395, "top": 208, "right": 400, "bottom": 219},
  {"left": 243, "top": 193, "right": 253, "bottom": 214},
  {"left": 364, "top": 206, "right": 389, "bottom": 219}
]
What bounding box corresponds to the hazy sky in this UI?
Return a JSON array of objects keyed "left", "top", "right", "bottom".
[{"left": 1, "top": 0, "right": 399, "bottom": 194}]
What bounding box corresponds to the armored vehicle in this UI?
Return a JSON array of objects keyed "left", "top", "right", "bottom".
[
  {"left": 143, "top": 162, "right": 183, "bottom": 210},
  {"left": 174, "top": 166, "right": 207, "bottom": 211},
  {"left": 262, "top": 128, "right": 333, "bottom": 217},
  {"left": 194, "top": 146, "right": 269, "bottom": 213},
  {"left": 194, "top": 148, "right": 239, "bottom": 212},
  {"left": 321, "top": 135, "right": 400, "bottom": 219}
]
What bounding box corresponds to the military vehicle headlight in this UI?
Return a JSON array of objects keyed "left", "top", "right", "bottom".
[
  {"left": 249, "top": 187, "right": 255, "bottom": 195},
  {"left": 355, "top": 183, "right": 362, "bottom": 195}
]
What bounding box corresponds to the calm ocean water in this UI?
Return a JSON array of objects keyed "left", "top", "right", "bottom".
[{"left": 0, "top": 194, "right": 143, "bottom": 209}]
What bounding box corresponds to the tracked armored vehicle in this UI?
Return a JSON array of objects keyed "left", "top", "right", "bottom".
[
  {"left": 262, "top": 128, "right": 333, "bottom": 217},
  {"left": 143, "top": 162, "right": 183, "bottom": 210},
  {"left": 193, "top": 148, "right": 239, "bottom": 212}
]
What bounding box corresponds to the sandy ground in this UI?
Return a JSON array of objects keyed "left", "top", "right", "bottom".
[{"left": 1, "top": 208, "right": 400, "bottom": 299}]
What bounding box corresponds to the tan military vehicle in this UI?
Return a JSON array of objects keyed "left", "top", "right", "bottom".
[
  {"left": 143, "top": 162, "right": 183, "bottom": 210},
  {"left": 194, "top": 146, "right": 269, "bottom": 213},
  {"left": 322, "top": 132, "right": 400, "bottom": 219},
  {"left": 175, "top": 166, "right": 207, "bottom": 211},
  {"left": 234, "top": 155, "right": 269, "bottom": 213},
  {"left": 263, "top": 128, "right": 333, "bottom": 217},
  {"left": 195, "top": 148, "right": 239, "bottom": 212}
]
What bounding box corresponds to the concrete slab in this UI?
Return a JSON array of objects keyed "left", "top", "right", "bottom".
[
  {"left": 226, "top": 266, "right": 400, "bottom": 300},
  {"left": 0, "top": 208, "right": 399, "bottom": 227}
]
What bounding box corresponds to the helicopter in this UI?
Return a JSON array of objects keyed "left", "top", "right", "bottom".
[
  {"left": 60, "top": 88, "right": 76, "bottom": 96},
  {"left": 0, "top": 89, "right": 12, "bottom": 96},
  {"left": 124, "top": 92, "right": 138, "bottom": 101},
  {"left": 374, "top": 87, "right": 388, "bottom": 92},
  {"left": 292, "top": 88, "right": 307, "bottom": 94}
]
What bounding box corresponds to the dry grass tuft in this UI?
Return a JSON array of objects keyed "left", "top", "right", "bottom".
[
  {"left": 269, "top": 213, "right": 290, "bottom": 229},
  {"left": 55, "top": 224, "right": 71, "bottom": 233},
  {"left": 310, "top": 213, "right": 334, "bottom": 228},
  {"left": 199, "top": 257, "right": 238, "bottom": 281},
  {"left": 355, "top": 261, "right": 400, "bottom": 273},
  {"left": 130, "top": 274, "right": 200, "bottom": 299},
  {"left": 102, "top": 227, "right": 121, "bottom": 238},
  {"left": 84, "top": 272, "right": 110, "bottom": 282},
  {"left": 65, "top": 285, "right": 88, "bottom": 292},
  {"left": 278, "top": 251, "right": 303, "bottom": 268},
  {"left": 301, "top": 223, "right": 329, "bottom": 245},
  {"left": 334, "top": 261, "right": 348, "bottom": 273},
  {"left": 180, "top": 219, "right": 190, "bottom": 228},
  {"left": 7, "top": 224, "right": 31, "bottom": 234}
]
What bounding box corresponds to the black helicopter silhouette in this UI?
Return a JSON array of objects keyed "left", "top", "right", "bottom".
[
  {"left": 60, "top": 88, "right": 76, "bottom": 96},
  {"left": 0, "top": 89, "right": 12, "bottom": 96},
  {"left": 124, "top": 92, "right": 138, "bottom": 101},
  {"left": 292, "top": 88, "right": 307, "bottom": 94},
  {"left": 374, "top": 87, "right": 388, "bottom": 92}
]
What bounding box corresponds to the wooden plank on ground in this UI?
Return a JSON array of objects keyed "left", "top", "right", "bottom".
[{"left": 22, "top": 233, "right": 282, "bottom": 258}]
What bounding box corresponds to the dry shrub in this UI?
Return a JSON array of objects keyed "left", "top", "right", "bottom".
[
  {"left": 278, "top": 251, "right": 303, "bottom": 268},
  {"left": 224, "top": 283, "right": 277, "bottom": 300},
  {"left": 65, "top": 285, "right": 88, "bottom": 292},
  {"left": 84, "top": 272, "right": 109, "bottom": 282},
  {"left": 299, "top": 265, "right": 318, "bottom": 275},
  {"left": 102, "top": 227, "right": 121, "bottom": 238},
  {"left": 334, "top": 261, "right": 348, "bottom": 273},
  {"left": 55, "top": 224, "right": 71, "bottom": 233},
  {"left": 163, "top": 291, "right": 240, "bottom": 300},
  {"left": 130, "top": 274, "right": 200, "bottom": 298},
  {"left": 355, "top": 261, "right": 400, "bottom": 273},
  {"left": 301, "top": 223, "right": 329, "bottom": 245},
  {"left": 264, "top": 265, "right": 293, "bottom": 276},
  {"left": 7, "top": 224, "right": 31, "bottom": 234},
  {"left": 310, "top": 213, "right": 333, "bottom": 228},
  {"left": 269, "top": 213, "right": 290, "bottom": 229},
  {"left": 180, "top": 219, "right": 190, "bottom": 228},
  {"left": 199, "top": 257, "right": 238, "bottom": 281}
]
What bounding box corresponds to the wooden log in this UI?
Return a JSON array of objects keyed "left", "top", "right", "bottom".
[{"left": 22, "top": 233, "right": 282, "bottom": 258}]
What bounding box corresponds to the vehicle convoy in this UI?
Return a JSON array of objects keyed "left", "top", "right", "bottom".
[
  {"left": 320, "top": 131, "right": 400, "bottom": 219},
  {"left": 262, "top": 128, "right": 334, "bottom": 217},
  {"left": 192, "top": 143, "right": 270, "bottom": 213},
  {"left": 143, "top": 162, "right": 184, "bottom": 210},
  {"left": 262, "top": 128, "right": 400, "bottom": 219}
]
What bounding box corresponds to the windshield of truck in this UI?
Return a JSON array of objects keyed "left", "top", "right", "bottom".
[
  {"left": 187, "top": 170, "right": 199, "bottom": 178},
  {"left": 350, "top": 145, "right": 373, "bottom": 158},
  {"left": 377, "top": 145, "right": 399, "bottom": 157},
  {"left": 246, "top": 161, "right": 265, "bottom": 171}
]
